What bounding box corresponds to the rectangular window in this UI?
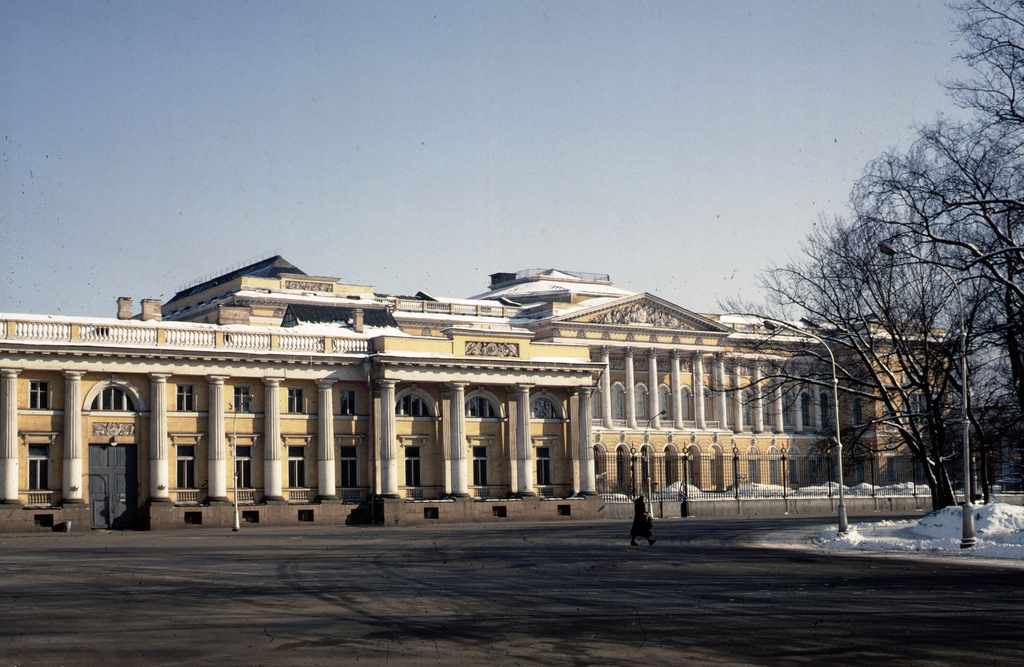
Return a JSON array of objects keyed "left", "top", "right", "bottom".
[
  {"left": 405, "top": 446, "right": 421, "bottom": 487},
  {"left": 287, "top": 388, "right": 305, "bottom": 414},
  {"left": 852, "top": 396, "right": 864, "bottom": 426},
  {"left": 340, "top": 446, "right": 358, "bottom": 488},
  {"left": 233, "top": 386, "right": 252, "bottom": 413},
  {"left": 288, "top": 446, "right": 306, "bottom": 487},
  {"left": 176, "top": 445, "right": 196, "bottom": 489},
  {"left": 472, "top": 445, "right": 488, "bottom": 486},
  {"left": 176, "top": 384, "right": 196, "bottom": 412},
  {"left": 536, "top": 446, "right": 551, "bottom": 486},
  {"left": 28, "top": 446, "right": 49, "bottom": 490},
  {"left": 29, "top": 381, "right": 50, "bottom": 410},
  {"left": 338, "top": 390, "right": 356, "bottom": 416},
  {"left": 235, "top": 445, "right": 253, "bottom": 488}
]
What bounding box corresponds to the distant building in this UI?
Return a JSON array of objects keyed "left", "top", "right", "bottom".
[{"left": 0, "top": 259, "right": 857, "bottom": 531}]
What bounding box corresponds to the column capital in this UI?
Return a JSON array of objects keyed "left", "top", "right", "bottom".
[
  {"left": 670, "top": 349, "right": 682, "bottom": 360},
  {"left": 317, "top": 378, "right": 336, "bottom": 390},
  {"left": 623, "top": 347, "right": 634, "bottom": 358},
  {"left": 263, "top": 377, "right": 284, "bottom": 388},
  {"left": 1, "top": 369, "right": 21, "bottom": 379},
  {"left": 208, "top": 375, "right": 229, "bottom": 385},
  {"left": 446, "top": 381, "right": 470, "bottom": 390},
  {"left": 375, "top": 379, "right": 397, "bottom": 390},
  {"left": 63, "top": 370, "right": 85, "bottom": 380},
  {"left": 150, "top": 373, "right": 171, "bottom": 382}
]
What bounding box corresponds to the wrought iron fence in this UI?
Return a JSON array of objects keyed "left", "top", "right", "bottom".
[{"left": 595, "top": 450, "right": 938, "bottom": 503}]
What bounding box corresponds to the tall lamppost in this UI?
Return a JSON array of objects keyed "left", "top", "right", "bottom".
[
  {"left": 763, "top": 319, "right": 848, "bottom": 534},
  {"left": 878, "top": 241, "right": 975, "bottom": 548},
  {"left": 228, "top": 401, "right": 241, "bottom": 532}
]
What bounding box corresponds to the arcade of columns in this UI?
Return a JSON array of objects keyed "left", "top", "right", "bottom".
[{"left": 0, "top": 369, "right": 599, "bottom": 505}]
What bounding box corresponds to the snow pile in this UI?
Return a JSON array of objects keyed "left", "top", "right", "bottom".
[{"left": 814, "top": 502, "right": 1024, "bottom": 560}]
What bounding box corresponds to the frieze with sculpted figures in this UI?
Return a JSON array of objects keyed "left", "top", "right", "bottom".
[
  {"left": 465, "top": 341, "right": 519, "bottom": 358},
  {"left": 93, "top": 423, "right": 135, "bottom": 437},
  {"left": 285, "top": 280, "right": 334, "bottom": 292},
  {"left": 589, "top": 302, "right": 684, "bottom": 328}
]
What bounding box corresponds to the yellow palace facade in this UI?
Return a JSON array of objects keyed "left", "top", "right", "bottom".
[{"left": 0, "top": 258, "right": 851, "bottom": 531}]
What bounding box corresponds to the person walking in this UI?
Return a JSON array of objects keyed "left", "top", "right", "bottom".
[{"left": 630, "top": 495, "right": 655, "bottom": 546}]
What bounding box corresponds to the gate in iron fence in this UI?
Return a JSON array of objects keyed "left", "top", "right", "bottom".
[{"left": 595, "top": 450, "right": 931, "bottom": 503}]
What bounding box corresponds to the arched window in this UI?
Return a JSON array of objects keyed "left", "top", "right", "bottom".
[
  {"left": 665, "top": 446, "right": 679, "bottom": 487},
  {"left": 820, "top": 392, "right": 831, "bottom": 428},
  {"left": 531, "top": 397, "right": 558, "bottom": 420},
  {"left": 782, "top": 392, "right": 794, "bottom": 427},
  {"left": 746, "top": 446, "right": 761, "bottom": 484},
  {"left": 396, "top": 394, "right": 431, "bottom": 417},
  {"left": 466, "top": 396, "right": 498, "bottom": 418},
  {"left": 658, "top": 385, "right": 672, "bottom": 420},
  {"left": 616, "top": 447, "right": 630, "bottom": 495},
  {"left": 91, "top": 386, "right": 136, "bottom": 412},
  {"left": 788, "top": 446, "right": 801, "bottom": 485},
  {"left": 801, "top": 392, "right": 812, "bottom": 427},
  {"left": 593, "top": 388, "right": 603, "bottom": 419},
  {"left": 704, "top": 387, "right": 712, "bottom": 421},
  {"left": 680, "top": 387, "right": 692, "bottom": 421},
  {"left": 851, "top": 395, "right": 863, "bottom": 426},
  {"left": 635, "top": 384, "right": 648, "bottom": 421},
  {"left": 742, "top": 390, "right": 753, "bottom": 427},
  {"left": 611, "top": 383, "right": 626, "bottom": 420},
  {"left": 768, "top": 446, "right": 782, "bottom": 485},
  {"left": 763, "top": 393, "right": 774, "bottom": 426}
]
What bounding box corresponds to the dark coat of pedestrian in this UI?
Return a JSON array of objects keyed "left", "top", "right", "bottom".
[{"left": 629, "top": 495, "right": 655, "bottom": 546}]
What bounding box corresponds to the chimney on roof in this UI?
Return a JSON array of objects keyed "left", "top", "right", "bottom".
[
  {"left": 489, "top": 272, "right": 517, "bottom": 289},
  {"left": 353, "top": 308, "right": 364, "bottom": 333},
  {"left": 141, "top": 299, "right": 163, "bottom": 322},
  {"left": 117, "top": 297, "right": 133, "bottom": 320}
]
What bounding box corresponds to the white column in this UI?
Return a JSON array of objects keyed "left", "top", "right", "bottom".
[
  {"left": 377, "top": 380, "right": 399, "bottom": 497},
  {"left": 600, "top": 347, "right": 613, "bottom": 429},
  {"left": 716, "top": 354, "right": 729, "bottom": 430},
  {"left": 670, "top": 351, "right": 683, "bottom": 430},
  {"left": 732, "top": 363, "right": 744, "bottom": 433},
  {"left": 813, "top": 383, "right": 823, "bottom": 432},
  {"left": 207, "top": 376, "right": 229, "bottom": 502},
  {"left": 62, "top": 371, "right": 85, "bottom": 504},
  {"left": 263, "top": 378, "right": 284, "bottom": 501},
  {"left": 773, "top": 382, "right": 785, "bottom": 434},
  {"left": 514, "top": 384, "right": 535, "bottom": 496},
  {"left": 648, "top": 349, "right": 660, "bottom": 428},
  {"left": 577, "top": 387, "right": 597, "bottom": 495},
  {"left": 753, "top": 365, "right": 765, "bottom": 434},
  {"left": 450, "top": 382, "right": 469, "bottom": 497},
  {"left": 693, "top": 353, "right": 706, "bottom": 430},
  {"left": 318, "top": 380, "right": 336, "bottom": 500},
  {"left": 149, "top": 374, "right": 171, "bottom": 502},
  {"left": 0, "top": 369, "right": 20, "bottom": 504},
  {"left": 624, "top": 349, "right": 636, "bottom": 430}
]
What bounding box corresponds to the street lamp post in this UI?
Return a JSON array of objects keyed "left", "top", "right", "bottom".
[
  {"left": 228, "top": 401, "right": 241, "bottom": 532},
  {"left": 763, "top": 319, "right": 848, "bottom": 534},
  {"left": 878, "top": 241, "right": 975, "bottom": 548}
]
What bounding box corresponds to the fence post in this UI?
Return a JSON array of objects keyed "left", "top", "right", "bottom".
[
  {"left": 869, "top": 454, "right": 876, "bottom": 498},
  {"left": 781, "top": 448, "right": 788, "bottom": 499},
  {"left": 681, "top": 453, "right": 689, "bottom": 517},
  {"left": 732, "top": 446, "right": 740, "bottom": 500}
]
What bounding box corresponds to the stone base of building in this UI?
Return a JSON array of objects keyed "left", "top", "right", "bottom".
[
  {"left": 142, "top": 501, "right": 373, "bottom": 530},
  {"left": 373, "top": 495, "right": 605, "bottom": 526},
  {"left": 0, "top": 505, "right": 90, "bottom": 533}
]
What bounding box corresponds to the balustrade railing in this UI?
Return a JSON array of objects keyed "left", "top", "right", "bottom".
[{"left": 1, "top": 316, "right": 372, "bottom": 355}]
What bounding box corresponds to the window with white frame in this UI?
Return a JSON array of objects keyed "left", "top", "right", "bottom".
[
  {"left": 466, "top": 396, "right": 498, "bottom": 418},
  {"left": 176, "top": 384, "right": 196, "bottom": 411},
  {"left": 763, "top": 392, "right": 774, "bottom": 426},
  {"left": 800, "top": 392, "right": 812, "bottom": 427},
  {"left": 287, "top": 388, "right": 305, "bottom": 414},
  {"left": 338, "top": 389, "right": 357, "bottom": 416},
  {"left": 29, "top": 381, "right": 49, "bottom": 410},
  {"left": 176, "top": 445, "right": 196, "bottom": 489},
  {"left": 592, "top": 388, "right": 602, "bottom": 419},
  {"left": 680, "top": 387, "right": 692, "bottom": 421},
  {"left": 658, "top": 385, "right": 671, "bottom": 420},
  {"left": 536, "top": 446, "right": 552, "bottom": 486},
  {"left": 287, "top": 445, "right": 306, "bottom": 487},
  {"left": 397, "top": 394, "right": 430, "bottom": 417},
  {"left": 704, "top": 387, "right": 713, "bottom": 421},
  {"left": 404, "top": 446, "right": 422, "bottom": 487},
  {"left": 472, "top": 445, "right": 488, "bottom": 486},
  {"left": 611, "top": 384, "right": 626, "bottom": 420},
  {"left": 28, "top": 445, "right": 49, "bottom": 490},
  {"left": 820, "top": 392, "right": 832, "bottom": 428},
  {"left": 92, "top": 386, "right": 136, "bottom": 411},
  {"left": 634, "top": 385, "right": 648, "bottom": 421},
  {"left": 235, "top": 445, "right": 253, "bottom": 488},
  {"left": 340, "top": 446, "right": 358, "bottom": 488},
  {"left": 233, "top": 386, "right": 252, "bottom": 413}
]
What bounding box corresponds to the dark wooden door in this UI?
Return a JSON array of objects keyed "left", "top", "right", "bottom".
[{"left": 88, "top": 444, "right": 138, "bottom": 529}]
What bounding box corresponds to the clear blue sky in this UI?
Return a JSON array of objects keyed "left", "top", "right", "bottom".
[{"left": 1, "top": 0, "right": 967, "bottom": 318}]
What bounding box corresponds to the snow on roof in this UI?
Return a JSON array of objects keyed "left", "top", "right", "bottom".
[{"left": 471, "top": 279, "right": 634, "bottom": 302}]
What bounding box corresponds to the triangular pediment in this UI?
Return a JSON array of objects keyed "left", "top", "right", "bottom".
[{"left": 552, "top": 294, "right": 730, "bottom": 333}]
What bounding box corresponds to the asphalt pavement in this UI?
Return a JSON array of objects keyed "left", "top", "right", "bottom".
[{"left": 0, "top": 516, "right": 1020, "bottom": 666}]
